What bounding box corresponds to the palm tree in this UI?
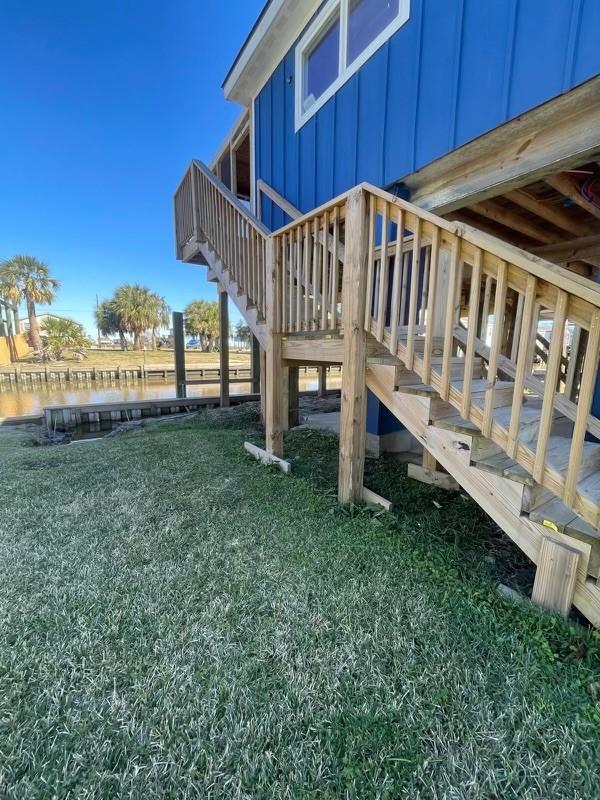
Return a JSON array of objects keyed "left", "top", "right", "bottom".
[
  {"left": 42, "top": 317, "right": 90, "bottom": 360},
  {"left": 0, "top": 255, "right": 60, "bottom": 352},
  {"left": 113, "top": 284, "right": 170, "bottom": 351},
  {"left": 95, "top": 299, "right": 128, "bottom": 350},
  {"left": 184, "top": 299, "right": 220, "bottom": 351}
]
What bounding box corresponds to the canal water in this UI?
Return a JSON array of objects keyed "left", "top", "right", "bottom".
[{"left": 0, "top": 374, "right": 341, "bottom": 419}]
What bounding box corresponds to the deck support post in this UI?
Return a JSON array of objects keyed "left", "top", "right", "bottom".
[
  {"left": 219, "top": 290, "right": 230, "bottom": 408},
  {"left": 251, "top": 335, "right": 261, "bottom": 394},
  {"left": 338, "top": 188, "right": 369, "bottom": 503},
  {"left": 288, "top": 366, "right": 300, "bottom": 428},
  {"left": 265, "top": 237, "right": 285, "bottom": 456},
  {"left": 317, "top": 365, "right": 327, "bottom": 397}
]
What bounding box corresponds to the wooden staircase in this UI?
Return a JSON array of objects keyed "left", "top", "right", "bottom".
[{"left": 175, "top": 160, "right": 600, "bottom": 625}]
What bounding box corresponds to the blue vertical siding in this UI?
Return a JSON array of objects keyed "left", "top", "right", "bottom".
[{"left": 254, "top": 0, "right": 600, "bottom": 232}]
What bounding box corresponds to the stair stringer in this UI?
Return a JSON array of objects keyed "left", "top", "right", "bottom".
[{"left": 366, "top": 363, "right": 600, "bottom": 626}]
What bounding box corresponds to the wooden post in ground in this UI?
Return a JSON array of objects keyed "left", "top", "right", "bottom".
[
  {"left": 532, "top": 536, "right": 580, "bottom": 617},
  {"left": 173, "top": 311, "right": 186, "bottom": 399},
  {"left": 259, "top": 348, "right": 266, "bottom": 423},
  {"left": 265, "top": 237, "right": 285, "bottom": 456},
  {"left": 288, "top": 366, "right": 300, "bottom": 427},
  {"left": 219, "top": 290, "right": 230, "bottom": 407},
  {"left": 338, "top": 188, "right": 369, "bottom": 503},
  {"left": 317, "top": 365, "right": 326, "bottom": 397},
  {"left": 251, "top": 335, "right": 261, "bottom": 394}
]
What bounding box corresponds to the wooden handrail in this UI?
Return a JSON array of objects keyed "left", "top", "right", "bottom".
[
  {"left": 257, "top": 179, "right": 302, "bottom": 221},
  {"left": 191, "top": 160, "right": 270, "bottom": 237}
]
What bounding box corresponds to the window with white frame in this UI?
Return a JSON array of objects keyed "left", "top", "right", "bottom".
[{"left": 295, "top": 0, "right": 410, "bottom": 130}]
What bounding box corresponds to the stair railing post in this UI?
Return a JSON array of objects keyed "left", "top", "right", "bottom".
[
  {"left": 338, "top": 187, "right": 370, "bottom": 503},
  {"left": 265, "top": 235, "right": 285, "bottom": 456}
]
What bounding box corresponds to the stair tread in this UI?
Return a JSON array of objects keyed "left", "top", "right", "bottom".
[
  {"left": 450, "top": 379, "right": 514, "bottom": 394},
  {"left": 530, "top": 497, "right": 599, "bottom": 539},
  {"left": 577, "top": 471, "right": 600, "bottom": 504},
  {"left": 433, "top": 414, "right": 479, "bottom": 434},
  {"left": 474, "top": 452, "right": 535, "bottom": 486}
]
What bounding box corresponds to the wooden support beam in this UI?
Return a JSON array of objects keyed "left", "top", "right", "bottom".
[
  {"left": 264, "top": 238, "right": 285, "bottom": 456},
  {"left": 532, "top": 233, "right": 600, "bottom": 263},
  {"left": 338, "top": 188, "right": 369, "bottom": 503},
  {"left": 244, "top": 442, "right": 291, "bottom": 475},
  {"left": 288, "top": 366, "right": 300, "bottom": 428},
  {"left": 406, "top": 76, "right": 600, "bottom": 213},
  {"left": 362, "top": 487, "right": 393, "bottom": 511},
  {"left": 317, "top": 365, "right": 327, "bottom": 397},
  {"left": 219, "top": 290, "right": 230, "bottom": 408},
  {"left": 532, "top": 535, "right": 580, "bottom": 617},
  {"left": 407, "top": 448, "right": 460, "bottom": 492},
  {"left": 251, "top": 335, "right": 261, "bottom": 394},
  {"left": 505, "top": 189, "right": 598, "bottom": 238},
  {"left": 546, "top": 174, "right": 600, "bottom": 223},
  {"left": 469, "top": 200, "right": 564, "bottom": 244}
]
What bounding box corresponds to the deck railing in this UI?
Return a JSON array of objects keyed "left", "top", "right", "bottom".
[
  {"left": 270, "top": 184, "right": 600, "bottom": 528},
  {"left": 174, "top": 160, "right": 269, "bottom": 319},
  {"left": 174, "top": 164, "right": 600, "bottom": 526}
]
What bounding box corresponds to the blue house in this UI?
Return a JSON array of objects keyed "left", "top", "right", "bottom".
[{"left": 175, "top": 0, "right": 600, "bottom": 624}]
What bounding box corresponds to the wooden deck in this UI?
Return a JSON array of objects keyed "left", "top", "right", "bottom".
[{"left": 173, "top": 156, "right": 600, "bottom": 626}]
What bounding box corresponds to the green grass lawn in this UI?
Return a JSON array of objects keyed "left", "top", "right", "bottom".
[{"left": 1, "top": 407, "right": 600, "bottom": 798}]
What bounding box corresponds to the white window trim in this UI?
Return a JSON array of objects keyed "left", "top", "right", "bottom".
[{"left": 294, "top": 0, "right": 410, "bottom": 132}]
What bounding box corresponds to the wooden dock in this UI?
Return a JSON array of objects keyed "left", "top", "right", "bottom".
[
  {"left": 42, "top": 387, "right": 340, "bottom": 431},
  {"left": 0, "top": 364, "right": 341, "bottom": 388}
]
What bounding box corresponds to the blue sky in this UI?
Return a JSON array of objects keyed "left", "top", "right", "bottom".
[{"left": 0, "top": 0, "right": 264, "bottom": 335}]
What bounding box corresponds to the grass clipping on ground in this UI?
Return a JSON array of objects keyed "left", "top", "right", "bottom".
[{"left": 1, "top": 405, "right": 600, "bottom": 799}]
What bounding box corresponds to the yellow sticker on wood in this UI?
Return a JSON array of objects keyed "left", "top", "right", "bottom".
[{"left": 542, "top": 519, "right": 559, "bottom": 532}]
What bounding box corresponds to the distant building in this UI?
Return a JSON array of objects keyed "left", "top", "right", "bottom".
[{"left": 20, "top": 313, "right": 70, "bottom": 333}]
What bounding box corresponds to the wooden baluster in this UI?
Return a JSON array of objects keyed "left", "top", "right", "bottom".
[
  {"left": 440, "top": 237, "right": 460, "bottom": 400},
  {"left": 312, "top": 217, "right": 322, "bottom": 329},
  {"left": 510, "top": 293, "right": 524, "bottom": 363},
  {"left": 507, "top": 274, "right": 537, "bottom": 458},
  {"left": 480, "top": 275, "right": 492, "bottom": 340},
  {"left": 321, "top": 210, "right": 330, "bottom": 330},
  {"left": 376, "top": 202, "right": 390, "bottom": 342},
  {"left": 388, "top": 208, "right": 405, "bottom": 358},
  {"left": 564, "top": 308, "right": 600, "bottom": 507},
  {"left": 533, "top": 290, "right": 568, "bottom": 483},
  {"left": 564, "top": 325, "right": 582, "bottom": 400},
  {"left": 280, "top": 235, "right": 287, "bottom": 332},
  {"left": 461, "top": 248, "right": 483, "bottom": 420},
  {"left": 482, "top": 261, "right": 508, "bottom": 437},
  {"left": 330, "top": 207, "right": 340, "bottom": 330},
  {"left": 304, "top": 221, "right": 311, "bottom": 331},
  {"left": 296, "top": 226, "right": 303, "bottom": 332},
  {"left": 419, "top": 245, "right": 431, "bottom": 326},
  {"left": 421, "top": 227, "right": 440, "bottom": 384},
  {"left": 406, "top": 217, "right": 422, "bottom": 370},
  {"left": 284, "top": 225, "right": 294, "bottom": 331},
  {"left": 399, "top": 250, "right": 410, "bottom": 334},
  {"left": 364, "top": 194, "right": 377, "bottom": 331}
]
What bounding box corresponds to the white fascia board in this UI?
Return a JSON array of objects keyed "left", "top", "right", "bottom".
[{"left": 223, "top": 0, "right": 321, "bottom": 105}]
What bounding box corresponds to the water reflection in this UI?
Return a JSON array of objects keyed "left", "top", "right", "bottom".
[{"left": 0, "top": 374, "right": 341, "bottom": 418}]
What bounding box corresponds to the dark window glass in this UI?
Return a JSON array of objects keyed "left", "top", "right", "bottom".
[
  {"left": 304, "top": 13, "right": 340, "bottom": 112},
  {"left": 348, "top": 0, "right": 399, "bottom": 64}
]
